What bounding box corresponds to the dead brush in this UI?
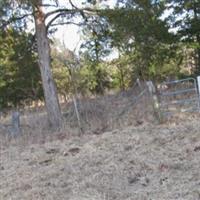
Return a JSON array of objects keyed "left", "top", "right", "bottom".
[
  {"left": 62, "top": 84, "right": 153, "bottom": 134},
  {"left": 0, "top": 83, "right": 154, "bottom": 147},
  {"left": 63, "top": 96, "right": 111, "bottom": 134}
]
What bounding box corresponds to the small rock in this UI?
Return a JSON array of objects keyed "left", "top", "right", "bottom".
[
  {"left": 194, "top": 146, "right": 200, "bottom": 152},
  {"left": 23, "top": 184, "right": 32, "bottom": 191},
  {"left": 140, "top": 177, "right": 150, "bottom": 187},
  {"left": 93, "top": 129, "right": 102, "bottom": 135},
  {"left": 159, "top": 177, "right": 168, "bottom": 185},
  {"left": 28, "top": 160, "right": 37, "bottom": 166},
  {"left": 129, "top": 160, "right": 135, "bottom": 165},
  {"left": 124, "top": 145, "right": 133, "bottom": 151},
  {"left": 45, "top": 182, "right": 51, "bottom": 187},
  {"left": 46, "top": 148, "right": 59, "bottom": 154},
  {"left": 159, "top": 163, "right": 169, "bottom": 172},
  {"left": 61, "top": 182, "right": 69, "bottom": 188},
  {"left": 136, "top": 120, "right": 144, "bottom": 126},
  {"left": 39, "top": 158, "right": 52, "bottom": 166},
  {"left": 57, "top": 133, "right": 67, "bottom": 140},
  {"left": 63, "top": 151, "right": 69, "bottom": 156},
  {"left": 68, "top": 147, "right": 80, "bottom": 155},
  {"left": 128, "top": 176, "right": 139, "bottom": 184}
]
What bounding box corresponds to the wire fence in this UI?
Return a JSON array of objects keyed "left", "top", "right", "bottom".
[
  {"left": 158, "top": 78, "right": 200, "bottom": 116},
  {"left": 1, "top": 76, "right": 200, "bottom": 144}
]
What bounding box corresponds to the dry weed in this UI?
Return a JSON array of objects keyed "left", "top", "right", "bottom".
[{"left": 1, "top": 118, "right": 200, "bottom": 199}]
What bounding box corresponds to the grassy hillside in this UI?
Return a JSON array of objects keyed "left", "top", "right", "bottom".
[{"left": 1, "top": 116, "right": 200, "bottom": 200}]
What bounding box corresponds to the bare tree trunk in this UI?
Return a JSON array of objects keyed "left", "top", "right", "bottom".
[{"left": 34, "top": 3, "right": 62, "bottom": 129}]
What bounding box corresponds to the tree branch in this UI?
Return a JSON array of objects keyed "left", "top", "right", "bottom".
[
  {"left": 49, "top": 21, "right": 86, "bottom": 28},
  {"left": 69, "top": 0, "right": 77, "bottom": 9},
  {"left": 45, "top": 8, "right": 78, "bottom": 19},
  {"left": 45, "top": 7, "right": 97, "bottom": 19},
  {"left": 39, "top": 4, "right": 59, "bottom": 8},
  {"left": 46, "top": 11, "right": 80, "bottom": 30},
  {"left": 45, "top": 7, "right": 98, "bottom": 30},
  {"left": 1, "top": 13, "right": 34, "bottom": 29},
  {"left": 43, "top": 3, "right": 110, "bottom": 34}
]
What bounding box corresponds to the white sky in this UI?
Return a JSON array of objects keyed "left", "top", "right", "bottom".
[
  {"left": 55, "top": 25, "right": 81, "bottom": 51},
  {"left": 53, "top": 0, "right": 117, "bottom": 52},
  {"left": 28, "top": 0, "right": 172, "bottom": 54}
]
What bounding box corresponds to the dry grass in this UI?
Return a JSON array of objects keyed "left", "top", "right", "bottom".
[
  {"left": 1, "top": 117, "right": 200, "bottom": 200},
  {"left": 1, "top": 86, "right": 200, "bottom": 199},
  {"left": 0, "top": 85, "right": 153, "bottom": 147}
]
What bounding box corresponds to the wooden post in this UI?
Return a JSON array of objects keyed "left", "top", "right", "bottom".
[
  {"left": 137, "top": 78, "right": 142, "bottom": 90},
  {"left": 10, "top": 111, "right": 21, "bottom": 136},
  {"left": 146, "top": 81, "right": 163, "bottom": 123}
]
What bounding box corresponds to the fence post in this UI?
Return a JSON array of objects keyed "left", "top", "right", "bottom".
[
  {"left": 72, "top": 96, "right": 83, "bottom": 134},
  {"left": 136, "top": 78, "right": 142, "bottom": 90},
  {"left": 146, "top": 81, "right": 163, "bottom": 123},
  {"left": 10, "top": 111, "right": 21, "bottom": 136},
  {"left": 197, "top": 76, "right": 200, "bottom": 112}
]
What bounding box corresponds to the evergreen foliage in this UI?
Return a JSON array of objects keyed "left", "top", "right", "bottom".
[
  {"left": 0, "top": 28, "right": 42, "bottom": 108},
  {"left": 166, "top": 0, "right": 200, "bottom": 73},
  {"left": 0, "top": 0, "right": 199, "bottom": 108}
]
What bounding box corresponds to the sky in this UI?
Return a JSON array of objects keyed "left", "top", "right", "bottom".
[
  {"left": 25, "top": 0, "right": 118, "bottom": 58},
  {"left": 53, "top": 0, "right": 117, "bottom": 52},
  {"left": 55, "top": 24, "right": 81, "bottom": 52},
  {"left": 31, "top": 0, "right": 171, "bottom": 59}
]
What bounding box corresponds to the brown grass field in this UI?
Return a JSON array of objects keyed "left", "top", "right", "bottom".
[{"left": 0, "top": 90, "right": 200, "bottom": 200}]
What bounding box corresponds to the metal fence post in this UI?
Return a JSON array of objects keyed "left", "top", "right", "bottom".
[
  {"left": 197, "top": 76, "right": 200, "bottom": 94},
  {"left": 197, "top": 76, "right": 200, "bottom": 111}
]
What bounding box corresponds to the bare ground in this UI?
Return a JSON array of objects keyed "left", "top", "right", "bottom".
[{"left": 1, "top": 116, "right": 200, "bottom": 200}]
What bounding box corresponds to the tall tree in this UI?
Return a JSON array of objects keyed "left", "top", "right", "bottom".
[
  {"left": 0, "top": 28, "right": 43, "bottom": 108},
  {"left": 79, "top": 10, "right": 112, "bottom": 94},
  {"left": 0, "top": 0, "right": 95, "bottom": 129},
  {"left": 166, "top": 0, "right": 200, "bottom": 73},
  {"left": 102, "top": 0, "right": 177, "bottom": 80},
  {"left": 33, "top": 1, "right": 62, "bottom": 129}
]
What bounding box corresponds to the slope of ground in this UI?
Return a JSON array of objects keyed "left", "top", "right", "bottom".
[{"left": 1, "top": 117, "right": 200, "bottom": 200}]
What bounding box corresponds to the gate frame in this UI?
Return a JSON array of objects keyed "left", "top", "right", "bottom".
[{"left": 158, "top": 77, "right": 200, "bottom": 115}]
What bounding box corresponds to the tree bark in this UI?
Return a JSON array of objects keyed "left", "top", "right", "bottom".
[{"left": 34, "top": 3, "right": 62, "bottom": 129}]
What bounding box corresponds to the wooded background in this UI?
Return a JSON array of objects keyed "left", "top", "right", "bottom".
[{"left": 0, "top": 0, "right": 199, "bottom": 129}]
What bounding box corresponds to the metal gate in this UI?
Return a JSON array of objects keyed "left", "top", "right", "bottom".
[{"left": 158, "top": 78, "right": 200, "bottom": 115}]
